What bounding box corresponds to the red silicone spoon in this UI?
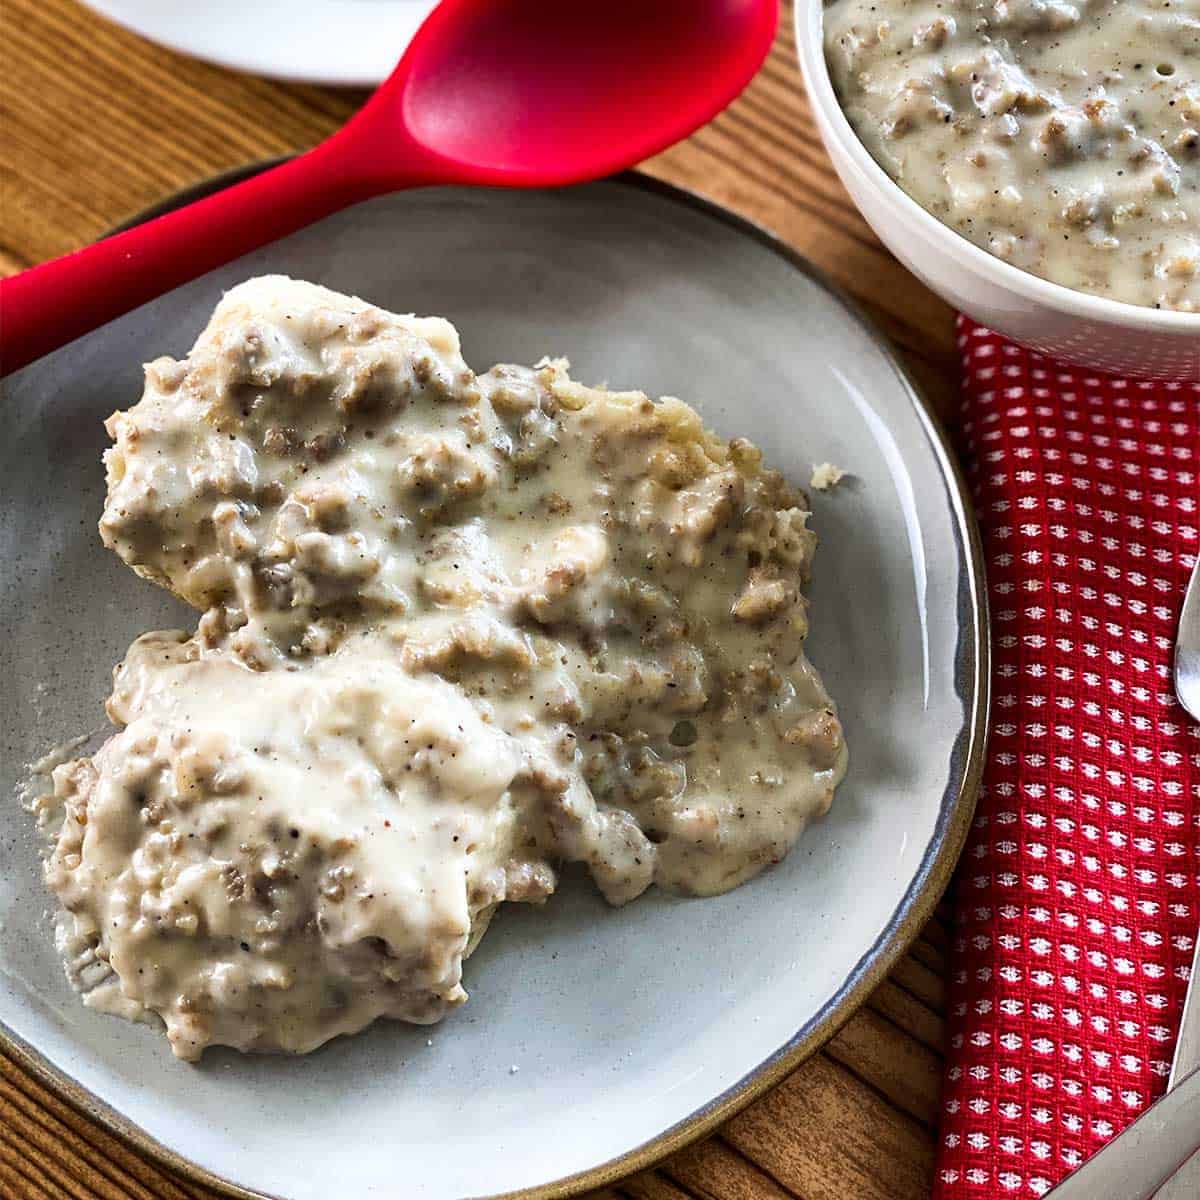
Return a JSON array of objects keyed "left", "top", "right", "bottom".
[{"left": 0, "top": 0, "right": 777, "bottom": 374}]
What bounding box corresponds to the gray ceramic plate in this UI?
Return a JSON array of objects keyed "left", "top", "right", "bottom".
[{"left": 0, "top": 175, "right": 987, "bottom": 1200}]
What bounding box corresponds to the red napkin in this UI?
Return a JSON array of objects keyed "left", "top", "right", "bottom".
[{"left": 933, "top": 319, "right": 1200, "bottom": 1198}]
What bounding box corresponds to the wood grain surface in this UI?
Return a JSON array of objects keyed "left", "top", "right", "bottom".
[{"left": 0, "top": 3, "right": 961, "bottom": 1198}]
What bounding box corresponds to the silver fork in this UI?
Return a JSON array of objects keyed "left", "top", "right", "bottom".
[
  {"left": 1154, "top": 557, "right": 1200, "bottom": 1198},
  {"left": 1044, "top": 556, "right": 1200, "bottom": 1199}
]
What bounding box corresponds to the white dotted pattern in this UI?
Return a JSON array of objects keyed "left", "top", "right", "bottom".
[{"left": 934, "top": 319, "right": 1199, "bottom": 1198}]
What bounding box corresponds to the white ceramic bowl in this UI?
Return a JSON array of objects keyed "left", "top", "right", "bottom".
[
  {"left": 80, "top": 0, "right": 436, "bottom": 86},
  {"left": 795, "top": 2, "right": 1200, "bottom": 381}
]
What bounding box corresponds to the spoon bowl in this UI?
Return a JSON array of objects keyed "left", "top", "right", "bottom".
[
  {"left": 396, "top": 0, "right": 777, "bottom": 182},
  {"left": 0, "top": 0, "right": 777, "bottom": 373}
]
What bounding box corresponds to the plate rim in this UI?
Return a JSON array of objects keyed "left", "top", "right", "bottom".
[
  {"left": 2, "top": 167, "right": 991, "bottom": 1200},
  {"left": 77, "top": 0, "right": 431, "bottom": 88}
]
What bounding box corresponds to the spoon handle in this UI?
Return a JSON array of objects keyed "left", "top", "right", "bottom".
[{"left": 0, "top": 137, "right": 384, "bottom": 375}]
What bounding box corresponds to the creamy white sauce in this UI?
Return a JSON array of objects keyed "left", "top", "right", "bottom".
[
  {"left": 825, "top": 0, "right": 1200, "bottom": 310},
  {"left": 19, "top": 732, "right": 98, "bottom": 817},
  {"left": 810, "top": 462, "right": 847, "bottom": 491},
  {"left": 44, "top": 277, "right": 847, "bottom": 1059}
]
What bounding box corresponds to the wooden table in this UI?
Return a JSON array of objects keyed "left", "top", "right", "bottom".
[{"left": 0, "top": 3, "right": 961, "bottom": 1198}]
